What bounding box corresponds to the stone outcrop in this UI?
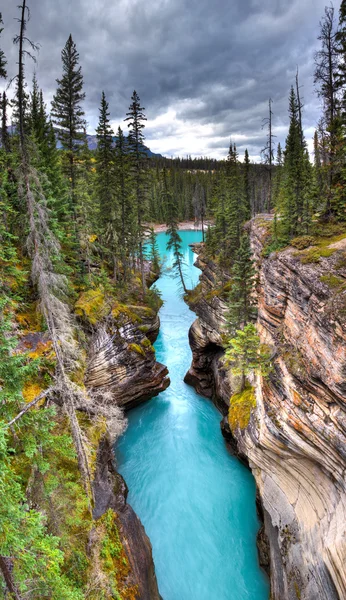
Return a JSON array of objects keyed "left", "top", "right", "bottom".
[
  {"left": 86, "top": 305, "right": 168, "bottom": 598},
  {"left": 93, "top": 438, "right": 161, "bottom": 600},
  {"left": 86, "top": 312, "right": 170, "bottom": 410},
  {"left": 185, "top": 218, "right": 346, "bottom": 600}
]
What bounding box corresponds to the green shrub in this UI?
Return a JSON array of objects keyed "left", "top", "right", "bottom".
[{"left": 290, "top": 235, "right": 314, "bottom": 250}]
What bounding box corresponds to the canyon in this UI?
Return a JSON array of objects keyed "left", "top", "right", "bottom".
[{"left": 185, "top": 215, "right": 346, "bottom": 600}]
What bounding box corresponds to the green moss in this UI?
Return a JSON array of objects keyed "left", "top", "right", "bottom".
[
  {"left": 91, "top": 509, "right": 139, "bottom": 600},
  {"left": 294, "top": 582, "right": 301, "bottom": 600},
  {"left": 300, "top": 246, "right": 336, "bottom": 263},
  {"left": 140, "top": 337, "right": 154, "bottom": 352},
  {"left": 184, "top": 283, "right": 203, "bottom": 304},
  {"left": 228, "top": 384, "right": 256, "bottom": 431},
  {"left": 128, "top": 343, "right": 146, "bottom": 357},
  {"left": 297, "top": 231, "right": 346, "bottom": 264},
  {"left": 75, "top": 288, "right": 108, "bottom": 325},
  {"left": 320, "top": 274, "right": 345, "bottom": 289},
  {"left": 290, "top": 235, "right": 314, "bottom": 250}
]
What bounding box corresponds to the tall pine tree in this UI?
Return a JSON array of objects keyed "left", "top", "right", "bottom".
[
  {"left": 51, "top": 35, "right": 86, "bottom": 213},
  {"left": 125, "top": 90, "right": 148, "bottom": 294}
]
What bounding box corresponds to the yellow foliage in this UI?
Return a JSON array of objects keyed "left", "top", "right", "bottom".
[
  {"left": 22, "top": 382, "right": 44, "bottom": 403},
  {"left": 111, "top": 302, "right": 141, "bottom": 323},
  {"left": 28, "top": 340, "right": 54, "bottom": 360},
  {"left": 15, "top": 303, "right": 41, "bottom": 332},
  {"left": 228, "top": 385, "right": 256, "bottom": 431},
  {"left": 75, "top": 288, "right": 108, "bottom": 325}
]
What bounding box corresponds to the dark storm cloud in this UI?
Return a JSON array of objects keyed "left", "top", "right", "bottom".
[{"left": 0, "top": 0, "right": 341, "bottom": 158}]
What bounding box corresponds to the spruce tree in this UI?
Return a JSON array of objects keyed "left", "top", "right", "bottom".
[
  {"left": 225, "top": 324, "right": 272, "bottom": 391},
  {"left": 125, "top": 90, "right": 148, "bottom": 294},
  {"left": 314, "top": 5, "right": 340, "bottom": 217},
  {"left": 226, "top": 143, "right": 243, "bottom": 260},
  {"left": 0, "top": 92, "right": 10, "bottom": 152},
  {"left": 51, "top": 35, "right": 86, "bottom": 210},
  {"left": 165, "top": 169, "right": 187, "bottom": 293},
  {"left": 243, "top": 149, "right": 251, "bottom": 220},
  {"left": 95, "top": 91, "right": 119, "bottom": 277},
  {"left": 0, "top": 13, "right": 7, "bottom": 79},
  {"left": 279, "top": 87, "right": 312, "bottom": 237},
  {"left": 115, "top": 126, "right": 133, "bottom": 280},
  {"left": 226, "top": 234, "right": 257, "bottom": 337}
]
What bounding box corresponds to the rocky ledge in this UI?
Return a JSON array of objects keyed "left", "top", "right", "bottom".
[
  {"left": 93, "top": 437, "right": 161, "bottom": 600},
  {"left": 86, "top": 312, "right": 169, "bottom": 410},
  {"left": 185, "top": 218, "right": 346, "bottom": 600},
  {"left": 85, "top": 303, "right": 168, "bottom": 598}
]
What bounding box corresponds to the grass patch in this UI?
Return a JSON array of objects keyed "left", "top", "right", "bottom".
[
  {"left": 128, "top": 343, "right": 146, "bottom": 358},
  {"left": 320, "top": 274, "right": 346, "bottom": 290},
  {"left": 228, "top": 384, "right": 256, "bottom": 431},
  {"left": 297, "top": 230, "right": 346, "bottom": 264},
  {"left": 75, "top": 288, "right": 108, "bottom": 325}
]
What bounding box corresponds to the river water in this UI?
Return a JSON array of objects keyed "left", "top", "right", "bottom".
[{"left": 116, "top": 231, "right": 269, "bottom": 600}]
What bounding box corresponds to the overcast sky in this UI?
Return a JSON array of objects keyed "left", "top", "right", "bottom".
[{"left": 0, "top": 0, "right": 342, "bottom": 160}]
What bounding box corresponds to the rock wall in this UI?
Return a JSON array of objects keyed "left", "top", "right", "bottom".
[
  {"left": 185, "top": 219, "right": 346, "bottom": 600},
  {"left": 93, "top": 438, "right": 161, "bottom": 600},
  {"left": 87, "top": 308, "right": 168, "bottom": 599}
]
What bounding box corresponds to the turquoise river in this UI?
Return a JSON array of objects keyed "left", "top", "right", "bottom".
[{"left": 116, "top": 231, "right": 270, "bottom": 600}]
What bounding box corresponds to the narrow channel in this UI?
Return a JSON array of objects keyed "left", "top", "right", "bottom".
[{"left": 116, "top": 231, "right": 269, "bottom": 600}]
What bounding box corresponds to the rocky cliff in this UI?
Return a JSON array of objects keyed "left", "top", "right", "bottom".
[
  {"left": 86, "top": 304, "right": 168, "bottom": 599},
  {"left": 185, "top": 217, "right": 346, "bottom": 600}
]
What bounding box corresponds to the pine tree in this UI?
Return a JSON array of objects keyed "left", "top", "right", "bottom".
[
  {"left": 95, "top": 91, "right": 119, "bottom": 278},
  {"left": 226, "top": 234, "right": 257, "bottom": 337},
  {"left": 225, "top": 323, "right": 272, "bottom": 391},
  {"left": 0, "top": 13, "right": 7, "bottom": 79},
  {"left": 125, "top": 90, "right": 148, "bottom": 294},
  {"left": 165, "top": 168, "right": 187, "bottom": 293},
  {"left": 243, "top": 149, "right": 251, "bottom": 220},
  {"left": 115, "top": 126, "right": 133, "bottom": 280},
  {"left": 51, "top": 35, "right": 86, "bottom": 211},
  {"left": 261, "top": 98, "right": 275, "bottom": 211}
]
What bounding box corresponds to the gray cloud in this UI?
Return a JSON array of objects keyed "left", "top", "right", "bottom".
[{"left": 0, "top": 0, "right": 341, "bottom": 159}]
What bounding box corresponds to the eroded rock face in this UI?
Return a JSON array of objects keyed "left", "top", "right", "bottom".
[
  {"left": 93, "top": 438, "right": 161, "bottom": 600},
  {"left": 86, "top": 316, "right": 170, "bottom": 410},
  {"left": 186, "top": 220, "right": 346, "bottom": 600},
  {"left": 86, "top": 307, "right": 168, "bottom": 598}
]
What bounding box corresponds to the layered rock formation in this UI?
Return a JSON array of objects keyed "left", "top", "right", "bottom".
[
  {"left": 185, "top": 218, "right": 346, "bottom": 600},
  {"left": 86, "top": 313, "right": 169, "bottom": 410},
  {"left": 85, "top": 306, "right": 168, "bottom": 598},
  {"left": 93, "top": 438, "right": 161, "bottom": 600}
]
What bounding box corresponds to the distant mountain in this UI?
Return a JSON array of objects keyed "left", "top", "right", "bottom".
[
  {"left": 84, "top": 133, "right": 162, "bottom": 158},
  {"left": 6, "top": 126, "right": 163, "bottom": 158}
]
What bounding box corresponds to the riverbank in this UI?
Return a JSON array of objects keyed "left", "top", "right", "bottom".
[{"left": 150, "top": 220, "right": 212, "bottom": 233}]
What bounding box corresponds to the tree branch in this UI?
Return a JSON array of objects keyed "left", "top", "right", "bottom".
[{"left": 7, "top": 387, "right": 53, "bottom": 427}]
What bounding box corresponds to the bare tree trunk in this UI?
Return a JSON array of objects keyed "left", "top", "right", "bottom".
[{"left": 0, "top": 556, "right": 22, "bottom": 600}]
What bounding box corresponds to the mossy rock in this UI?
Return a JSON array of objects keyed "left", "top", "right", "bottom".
[
  {"left": 228, "top": 384, "right": 256, "bottom": 431},
  {"left": 290, "top": 235, "right": 314, "bottom": 250},
  {"left": 300, "top": 246, "right": 335, "bottom": 264},
  {"left": 128, "top": 343, "right": 146, "bottom": 358},
  {"left": 140, "top": 337, "right": 154, "bottom": 352},
  {"left": 75, "top": 288, "right": 108, "bottom": 325},
  {"left": 320, "top": 274, "right": 346, "bottom": 290}
]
